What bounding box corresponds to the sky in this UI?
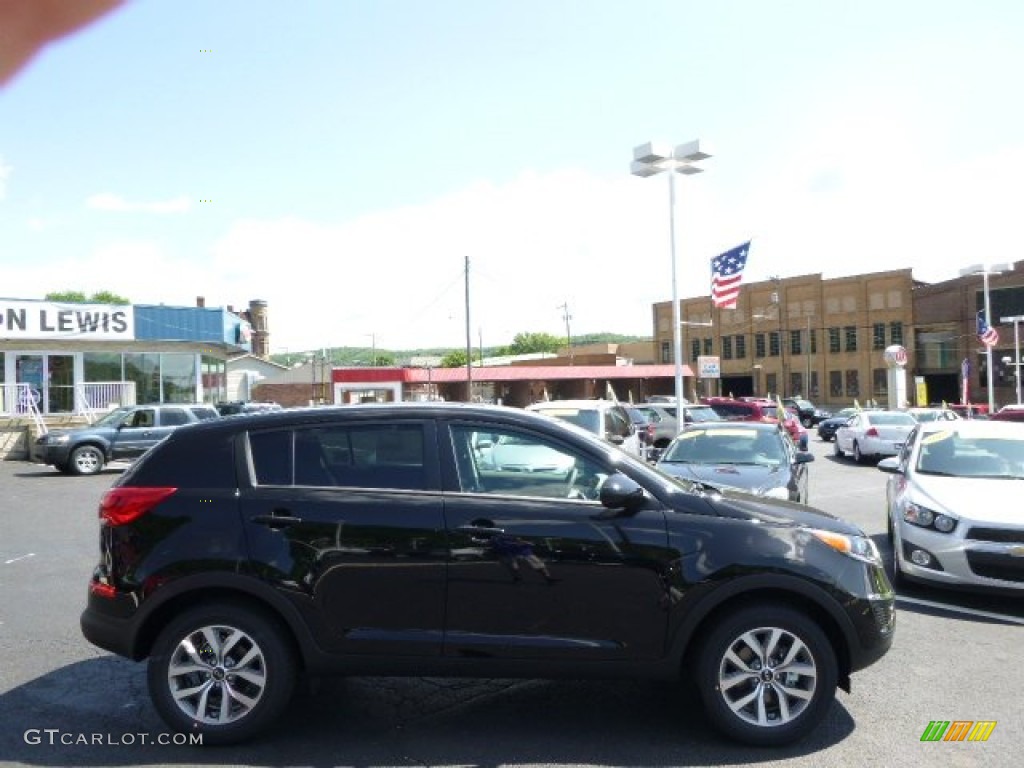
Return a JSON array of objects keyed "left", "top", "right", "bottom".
[{"left": 2, "top": 0, "right": 1023, "bottom": 355}]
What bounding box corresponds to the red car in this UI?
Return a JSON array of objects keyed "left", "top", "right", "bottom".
[
  {"left": 701, "top": 397, "right": 809, "bottom": 449},
  {"left": 991, "top": 405, "right": 1024, "bottom": 422}
]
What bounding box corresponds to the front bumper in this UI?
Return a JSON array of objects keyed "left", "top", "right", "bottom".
[
  {"left": 897, "top": 525, "right": 1024, "bottom": 592},
  {"left": 35, "top": 442, "right": 72, "bottom": 466}
]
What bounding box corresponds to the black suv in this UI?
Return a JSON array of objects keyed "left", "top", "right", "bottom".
[
  {"left": 35, "top": 403, "right": 220, "bottom": 475},
  {"left": 80, "top": 403, "right": 894, "bottom": 747},
  {"left": 783, "top": 398, "right": 831, "bottom": 429}
]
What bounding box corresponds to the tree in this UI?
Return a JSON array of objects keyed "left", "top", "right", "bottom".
[
  {"left": 371, "top": 352, "right": 396, "bottom": 367},
  {"left": 46, "top": 290, "right": 130, "bottom": 304},
  {"left": 508, "top": 332, "right": 563, "bottom": 355},
  {"left": 441, "top": 350, "right": 469, "bottom": 368}
]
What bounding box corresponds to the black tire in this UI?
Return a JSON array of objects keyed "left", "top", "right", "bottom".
[
  {"left": 147, "top": 602, "right": 297, "bottom": 746},
  {"left": 852, "top": 442, "right": 864, "bottom": 464},
  {"left": 695, "top": 604, "right": 838, "bottom": 747},
  {"left": 801, "top": 416, "right": 813, "bottom": 429},
  {"left": 69, "top": 445, "right": 105, "bottom": 475},
  {"left": 890, "top": 534, "right": 904, "bottom": 588}
]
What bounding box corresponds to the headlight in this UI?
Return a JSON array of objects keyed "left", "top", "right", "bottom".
[
  {"left": 904, "top": 502, "right": 958, "bottom": 533},
  {"left": 41, "top": 434, "right": 70, "bottom": 445},
  {"left": 760, "top": 486, "right": 791, "bottom": 500},
  {"left": 806, "top": 528, "right": 882, "bottom": 565}
]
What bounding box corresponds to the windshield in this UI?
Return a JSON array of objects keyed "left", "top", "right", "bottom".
[
  {"left": 90, "top": 407, "right": 132, "bottom": 428},
  {"left": 662, "top": 428, "right": 784, "bottom": 466},
  {"left": 868, "top": 412, "right": 917, "bottom": 426},
  {"left": 532, "top": 408, "right": 601, "bottom": 436},
  {"left": 916, "top": 432, "right": 1024, "bottom": 478}
]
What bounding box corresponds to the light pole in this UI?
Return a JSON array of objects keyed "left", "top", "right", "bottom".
[
  {"left": 753, "top": 364, "right": 763, "bottom": 397},
  {"left": 960, "top": 263, "right": 1013, "bottom": 412},
  {"left": 631, "top": 139, "right": 712, "bottom": 419},
  {"left": 1001, "top": 315, "right": 1024, "bottom": 405}
]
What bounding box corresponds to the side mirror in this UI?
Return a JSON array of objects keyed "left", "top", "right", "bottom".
[
  {"left": 877, "top": 457, "right": 901, "bottom": 474},
  {"left": 607, "top": 434, "right": 625, "bottom": 446},
  {"left": 598, "top": 473, "right": 647, "bottom": 513},
  {"left": 795, "top": 451, "right": 815, "bottom": 464}
]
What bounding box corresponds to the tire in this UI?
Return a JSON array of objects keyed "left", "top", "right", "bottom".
[
  {"left": 801, "top": 416, "right": 813, "bottom": 429},
  {"left": 695, "top": 604, "right": 838, "bottom": 747},
  {"left": 147, "top": 602, "right": 297, "bottom": 746},
  {"left": 69, "top": 445, "right": 105, "bottom": 475},
  {"left": 890, "top": 540, "right": 904, "bottom": 588},
  {"left": 852, "top": 442, "right": 863, "bottom": 464}
]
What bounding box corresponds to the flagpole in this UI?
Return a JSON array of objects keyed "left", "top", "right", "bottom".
[{"left": 983, "top": 270, "right": 996, "bottom": 413}]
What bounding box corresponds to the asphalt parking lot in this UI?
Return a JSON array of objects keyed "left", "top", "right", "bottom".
[{"left": 1, "top": 440, "right": 1021, "bottom": 767}]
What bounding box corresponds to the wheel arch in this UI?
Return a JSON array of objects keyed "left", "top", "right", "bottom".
[
  {"left": 128, "top": 576, "right": 311, "bottom": 671},
  {"left": 672, "top": 578, "right": 855, "bottom": 692}
]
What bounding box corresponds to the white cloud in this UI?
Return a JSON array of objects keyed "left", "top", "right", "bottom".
[
  {"left": 10, "top": 145, "right": 1020, "bottom": 355},
  {"left": 86, "top": 193, "right": 192, "bottom": 213}
]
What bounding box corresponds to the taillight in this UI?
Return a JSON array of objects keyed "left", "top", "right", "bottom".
[
  {"left": 99, "top": 487, "right": 177, "bottom": 526},
  {"left": 865, "top": 427, "right": 879, "bottom": 437}
]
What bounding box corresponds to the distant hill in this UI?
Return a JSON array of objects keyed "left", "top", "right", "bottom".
[{"left": 269, "top": 333, "right": 649, "bottom": 368}]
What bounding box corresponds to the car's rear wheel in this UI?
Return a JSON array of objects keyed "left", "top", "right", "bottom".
[
  {"left": 695, "top": 604, "right": 838, "bottom": 746},
  {"left": 801, "top": 416, "right": 813, "bottom": 429},
  {"left": 852, "top": 441, "right": 864, "bottom": 464},
  {"left": 147, "top": 603, "right": 297, "bottom": 745},
  {"left": 69, "top": 445, "right": 104, "bottom": 475}
]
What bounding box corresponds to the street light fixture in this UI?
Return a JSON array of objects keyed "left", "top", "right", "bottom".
[
  {"left": 1000, "top": 314, "right": 1024, "bottom": 405},
  {"left": 631, "top": 139, "right": 712, "bottom": 418},
  {"left": 960, "top": 262, "right": 1014, "bottom": 412}
]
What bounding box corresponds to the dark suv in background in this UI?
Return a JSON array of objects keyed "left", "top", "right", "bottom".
[
  {"left": 80, "top": 403, "right": 894, "bottom": 748},
  {"left": 35, "top": 403, "right": 219, "bottom": 475},
  {"left": 783, "top": 397, "right": 832, "bottom": 428}
]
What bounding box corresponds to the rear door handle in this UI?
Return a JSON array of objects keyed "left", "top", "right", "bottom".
[{"left": 251, "top": 512, "right": 303, "bottom": 529}]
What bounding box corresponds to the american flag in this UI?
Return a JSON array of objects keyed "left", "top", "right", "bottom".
[
  {"left": 977, "top": 310, "right": 999, "bottom": 347},
  {"left": 710, "top": 242, "right": 751, "bottom": 309}
]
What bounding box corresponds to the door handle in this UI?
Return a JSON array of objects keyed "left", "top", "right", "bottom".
[{"left": 251, "top": 512, "right": 302, "bottom": 529}]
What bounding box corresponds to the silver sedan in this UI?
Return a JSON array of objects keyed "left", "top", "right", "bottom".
[
  {"left": 834, "top": 410, "right": 917, "bottom": 463},
  {"left": 877, "top": 420, "right": 1024, "bottom": 591}
]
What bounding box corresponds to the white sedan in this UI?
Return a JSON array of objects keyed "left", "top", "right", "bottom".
[
  {"left": 877, "top": 420, "right": 1024, "bottom": 591},
  {"left": 834, "top": 410, "right": 917, "bottom": 463}
]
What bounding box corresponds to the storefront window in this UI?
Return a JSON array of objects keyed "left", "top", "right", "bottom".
[
  {"left": 201, "top": 356, "right": 227, "bottom": 404},
  {"left": 161, "top": 354, "right": 197, "bottom": 403},
  {"left": 125, "top": 353, "right": 160, "bottom": 404},
  {"left": 83, "top": 352, "right": 122, "bottom": 381}
]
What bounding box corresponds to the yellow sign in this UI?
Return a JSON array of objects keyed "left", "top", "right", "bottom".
[{"left": 915, "top": 376, "right": 928, "bottom": 407}]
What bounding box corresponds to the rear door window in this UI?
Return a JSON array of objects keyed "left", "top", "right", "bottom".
[{"left": 248, "top": 423, "right": 433, "bottom": 491}]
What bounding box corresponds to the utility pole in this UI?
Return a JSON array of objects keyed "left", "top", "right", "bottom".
[
  {"left": 559, "top": 302, "right": 573, "bottom": 363},
  {"left": 464, "top": 256, "right": 473, "bottom": 402}
]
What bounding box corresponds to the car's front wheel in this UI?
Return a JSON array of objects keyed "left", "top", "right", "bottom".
[
  {"left": 147, "top": 602, "right": 297, "bottom": 745},
  {"left": 68, "top": 445, "right": 104, "bottom": 475},
  {"left": 695, "top": 604, "right": 838, "bottom": 746}
]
